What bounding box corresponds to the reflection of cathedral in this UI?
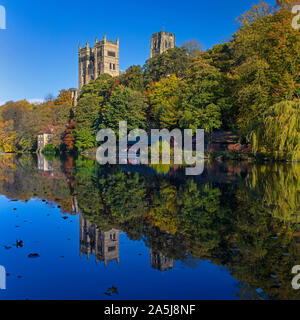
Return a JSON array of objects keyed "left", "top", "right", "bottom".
[
  {"left": 79, "top": 215, "right": 120, "bottom": 266},
  {"left": 150, "top": 249, "right": 174, "bottom": 271},
  {"left": 79, "top": 216, "right": 175, "bottom": 271}
]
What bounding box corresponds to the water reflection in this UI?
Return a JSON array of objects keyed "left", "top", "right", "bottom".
[
  {"left": 0, "top": 153, "right": 299, "bottom": 299},
  {"left": 79, "top": 215, "right": 120, "bottom": 266}
]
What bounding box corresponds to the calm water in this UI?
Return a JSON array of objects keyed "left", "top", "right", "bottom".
[{"left": 0, "top": 154, "right": 299, "bottom": 300}]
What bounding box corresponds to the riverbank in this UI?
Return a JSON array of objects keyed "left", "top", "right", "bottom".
[{"left": 1, "top": 149, "right": 299, "bottom": 163}]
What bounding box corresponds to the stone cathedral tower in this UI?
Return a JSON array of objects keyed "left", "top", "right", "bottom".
[
  {"left": 78, "top": 34, "right": 119, "bottom": 90},
  {"left": 150, "top": 31, "right": 176, "bottom": 58}
]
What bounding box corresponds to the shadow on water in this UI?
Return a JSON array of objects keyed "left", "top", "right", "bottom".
[{"left": 0, "top": 153, "right": 299, "bottom": 299}]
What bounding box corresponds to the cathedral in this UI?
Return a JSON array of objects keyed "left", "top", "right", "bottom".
[{"left": 78, "top": 30, "right": 176, "bottom": 90}]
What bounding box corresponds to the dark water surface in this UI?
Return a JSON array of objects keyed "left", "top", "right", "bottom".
[{"left": 0, "top": 154, "right": 299, "bottom": 300}]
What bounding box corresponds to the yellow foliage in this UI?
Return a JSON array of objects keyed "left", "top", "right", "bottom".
[{"left": 0, "top": 120, "right": 17, "bottom": 153}]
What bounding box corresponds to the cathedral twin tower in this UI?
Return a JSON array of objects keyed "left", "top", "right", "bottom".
[
  {"left": 78, "top": 34, "right": 119, "bottom": 90},
  {"left": 78, "top": 31, "right": 175, "bottom": 90}
]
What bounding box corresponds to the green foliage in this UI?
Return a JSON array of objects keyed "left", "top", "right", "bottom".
[
  {"left": 249, "top": 100, "right": 300, "bottom": 160},
  {"left": 79, "top": 73, "right": 114, "bottom": 101},
  {"left": 43, "top": 144, "right": 56, "bottom": 154},
  {"left": 179, "top": 55, "right": 223, "bottom": 133},
  {"left": 232, "top": 1, "right": 300, "bottom": 134},
  {"left": 205, "top": 43, "right": 235, "bottom": 129},
  {"left": 75, "top": 128, "right": 95, "bottom": 152},
  {"left": 74, "top": 95, "right": 102, "bottom": 135},
  {"left": 1, "top": 1, "right": 299, "bottom": 160},
  {"left": 143, "top": 47, "right": 189, "bottom": 84},
  {"left": 1, "top": 155, "right": 300, "bottom": 299},
  {"left": 100, "top": 85, "right": 147, "bottom": 133},
  {"left": 122, "top": 65, "right": 144, "bottom": 91},
  {"left": 148, "top": 74, "right": 180, "bottom": 129}
]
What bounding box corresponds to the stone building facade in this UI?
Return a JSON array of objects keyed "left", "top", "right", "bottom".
[
  {"left": 78, "top": 34, "right": 119, "bottom": 90},
  {"left": 150, "top": 31, "right": 176, "bottom": 58},
  {"left": 37, "top": 126, "right": 55, "bottom": 153}
]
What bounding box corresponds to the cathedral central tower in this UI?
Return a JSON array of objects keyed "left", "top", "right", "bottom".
[{"left": 150, "top": 31, "right": 176, "bottom": 58}]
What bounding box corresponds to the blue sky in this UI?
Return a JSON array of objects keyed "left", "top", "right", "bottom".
[{"left": 0, "top": 0, "right": 274, "bottom": 104}]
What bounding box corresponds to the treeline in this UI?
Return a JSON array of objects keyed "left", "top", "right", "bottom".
[
  {"left": 0, "top": 0, "right": 299, "bottom": 159},
  {"left": 0, "top": 91, "right": 73, "bottom": 153}
]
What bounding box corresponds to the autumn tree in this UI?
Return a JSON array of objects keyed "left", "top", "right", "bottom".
[
  {"left": 0, "top": 120, "right": 17, "bottom": 152},
  {"left": 62, "top": 122, "right": 77, "bottom": 152},
  {"left": 55, "top": 90, "right": 72, "bottom": 106},
  {"left": 231, "top": 1, "right": 300, "bottom": 134},
  {"left": 148, "top": 74, "right": 181, "bottom": 129}
]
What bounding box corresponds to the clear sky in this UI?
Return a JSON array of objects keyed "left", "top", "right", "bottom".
[{"left": 0, "top": 0, "right": 275, "bottom": 104}]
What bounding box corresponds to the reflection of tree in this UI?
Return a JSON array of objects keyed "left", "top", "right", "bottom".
[
  {"left": 0, "top": 154, "right": 15, "bottom": 184},
  {"left": 247, "top": 163, "right": 300, "bottom": 223},
  {"left": 74, "top": 159, "right": 148, "bottom": 230},
  {"left": 1, "top": 155, "right": 299, "bottom": 299},
  {"left": 0, "top": 154, "right": 73, "bottom": 213},
  {"left": 226, "top": 167, "right": 300, "bottom": 300},
  {"left": 73, "top": 159, "right": 300, "bottom": 300},
  {"left": 98, "top": 166, "right": 148, "bottom": 222}
]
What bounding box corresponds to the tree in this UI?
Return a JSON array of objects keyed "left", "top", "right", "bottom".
[
  {"left": 148, "top": 74, "right": 180, "bottom": 129},
  {"left": 179, "top": 55, "right": 222, "bottom": 135},
  {"left": 75, "top": 128, "right": 95, "bottom": 152},
  {"left": 122, "top": 65, "right": 144, "bottom": 92},
  {"left": 62, "top": 122, "right": 77, "bottom": 152},
  {"left": 231, "top": 1, "right": 300, "bottom": 134},
  {"left": 55, "top": 90, "right": 72, "bottom": 106},
  {"left": 143, "top": 47, "right": 189, "bottom": 84},
  {"left": 204, "top": 43, "right": 235, "bottom": 129},
  {"left": 249, "top": 100, "right": 300, "bottom": 160},
  {"left": 101, "top": 86, "right": 147, "bottom": 133},
  {"left": 74, "top": 95, "right": 102, "bottom": 135},
  {"left": 43, "top": 144, "right": 56, "bottom": 154},
  {"left": 0, "top": 120, "right": 17, "bottom": 153},
  {"left": 182, "top": 39, "right": 203, "bottom": 57},
  {"left": 79, "top": 73, "right": 115, "bottom": 102},
  {"left": 45, "top": 94, "right": 55, "bottom": 102}
]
